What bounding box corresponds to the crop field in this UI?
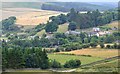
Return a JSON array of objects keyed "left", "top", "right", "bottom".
[
  {"left": 48, "top": 54, "right": 102, "bottom": 65},
  {"left": 59, "top": 48, "right": 119, "bottom": 58},
  {"left": 1, "top": 8, "right": 63, "bottom": 26}
]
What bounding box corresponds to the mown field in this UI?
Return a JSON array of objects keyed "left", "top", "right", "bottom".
[
  {"left": 59, "top": 48, "right": 119, "bottom": 58},
  {"left": 1, "top": 8, "right": 63, "bottom": 26}
]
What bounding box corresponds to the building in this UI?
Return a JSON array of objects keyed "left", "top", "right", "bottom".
[{"left": 65, "top": 31, "right": 80, "bottom": 35}]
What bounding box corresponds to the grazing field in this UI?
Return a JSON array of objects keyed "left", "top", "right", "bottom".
[
  {"left": 36, "top": 30, "right": 46, "bottom": 36},
  {"left": 57, "top": 23, "right": 69, "bottom": 33},
  {"left": 59, "top": 48, "right": 119, "bottom": 58},
  {"left": 48, "top": 54, "right": 102, "bottom": 65},
  {"left": 76, "top": 59, "right": 119, "bottom": 72},
  {"left": 102, "top": 21, "right": 119, "bottom": 28}
]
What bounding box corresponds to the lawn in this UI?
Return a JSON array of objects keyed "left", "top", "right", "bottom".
[
  {"left": 57, "top": 23, "right": 68, "bottom": 33},
  {"left": 48, "top": 54, "right": 102, "bottom": 65}
]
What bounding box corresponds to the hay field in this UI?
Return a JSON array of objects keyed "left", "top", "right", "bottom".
[
  {"left": 15, "top": 9, "right": 63, "bottom": 26},
  {"left": 59, "top": 48, "right": 119, "bottom": 58},
  {"left": 1, "top": 8, "right": 39, "bottom": 20},
  {"left": 1, "top": 8, "right": 64, "bottom": 26}
]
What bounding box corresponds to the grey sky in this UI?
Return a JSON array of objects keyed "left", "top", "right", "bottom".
[
  {"left": 58, "top": 0, "right": 119, "bottom": 2},
  {"left": 1, "top": 0, "right": 119, "bottom": 2}
]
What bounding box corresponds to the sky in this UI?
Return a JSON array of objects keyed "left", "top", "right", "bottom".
[
  {"left": 1, "top": 0, "right": 119, "bottom": 2},
  {"left": 58, "top": 0, "right": 119, "bottom": 2}
]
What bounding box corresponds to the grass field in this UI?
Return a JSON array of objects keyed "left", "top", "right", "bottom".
[
  {"left": 48, "top": 54, "right": 102, "bottom": 65},
  {"left": 57, "top": 23, "right": 69, "bottom": 33},
  {"left": 36, "top": 30, "right": 46, "bottom": 36},
  {"left": 102, "top": 21, "right": 119, "bottom": 28},
  {"left": 76, "top": 59, "right": 119, "bottom": 72},
  {"left": 59, "top": 48, "right": 119, "bottom": 58}
]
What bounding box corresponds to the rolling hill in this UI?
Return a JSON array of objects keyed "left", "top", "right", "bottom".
[{"left": 2, "top": 2, "right": 117, "bottom": 12}]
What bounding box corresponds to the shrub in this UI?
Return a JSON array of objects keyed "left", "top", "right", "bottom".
[
  {"left": 90, "top": 42, "right": 98, "bottom": 48},
  {"left": 106, "top": 45, "right": 111, "bottom": 49},
  {"left": 64, "top": 59, "right": 81, "bottom": 68},
  {"left": 50, "top": 59, "right": 62, "bottom": 68},
  {"left": 100, "top": 43, "right": 105, "bottom": 48},
  {"left": 82, "top": 44, "right": 90, "bottom": 48}
]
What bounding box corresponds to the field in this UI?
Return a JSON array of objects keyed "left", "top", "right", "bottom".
[
  {"left": 76, "top": 59, "right": 119, "bottom": 72},
  {"left": 48, "top": 54, "right": 102, "bottom": 65},
  {"left": 102, "top": 21, "right": 119, "bottom": 28},
  {"left": 1, "top": 8, "right": 64, "bottom": 26},
  {"left": 59, "top": 48, "right": 119, "bottom": 58},
  {"left": 36, "top": 30, "right": 46, "bottom": 36},
  {"left": 57, "top": 23, "right": 69, "bottom": 33}
]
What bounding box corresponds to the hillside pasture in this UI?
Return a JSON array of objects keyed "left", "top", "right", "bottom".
[
  {"left": 48, "top": 54, "right": 102, "bottom": 65},
  {"left": 57, "top": 23, "right": 69, "bottom": 33}
]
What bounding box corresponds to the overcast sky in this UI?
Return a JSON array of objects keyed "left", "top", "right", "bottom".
[
  {"left": 1, "top": 0, "right": 119, "bottom": 2},
  {"left": 59, "top": 0, "right": 119, "bottom": 2}
]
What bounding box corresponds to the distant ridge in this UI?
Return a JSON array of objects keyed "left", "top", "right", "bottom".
[{"left": 2, "top": 2, "right": 117, "bottom": 12}]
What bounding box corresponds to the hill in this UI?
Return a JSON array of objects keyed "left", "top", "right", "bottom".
[
  {"left": 2, "top": 2, "right": 117, "bottom": 12},
  {"left": 41, "top": 2, "right": 117, "bottom": 12}
]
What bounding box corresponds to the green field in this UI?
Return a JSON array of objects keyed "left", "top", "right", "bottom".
[
  {"left": 76, "top": 59, "right": 119, "bottom": 72},
  {"left": 48, "top": 54, "right": 102, "bottom": 65},
  {"left": 57, "top": 23, "right": 68, "bottom": 33},
  {"left": 36, "top": 30, "right": 46, "bottom": 36}
]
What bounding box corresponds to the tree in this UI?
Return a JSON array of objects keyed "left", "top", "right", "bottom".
[
  {"left": 45, "top": 21, "right": 58, "bottom": 33},
  {"left": 68, "top": 21, "right": 77, "bottom": 31},
  {"left": 84, "top": 38, "right": 89, "bottom": 43},
  {"left": 40, "top": 49, "right": 49, "bottom": 69},
  {"left": 105, "top": 35, "right": 115, "bottom": 43}
]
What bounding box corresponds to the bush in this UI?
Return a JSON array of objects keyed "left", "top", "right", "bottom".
[
  {"left": 106, "top": 45, "right": 111, "bottom": 49},
  {"left": 90, "top": 42, "right": 98, "bottom": 48},
  {"left": 82, "top": 44, "right": 90, "bottom": 48},
  {"left": 50, "top": 59, "right": 62, "bottom": 68},
  {"left": 100, "top": 43, "right": 105, "bottom": 48},
  {"left": 64, "top": 59, "right": 81, "bottom": 68}
]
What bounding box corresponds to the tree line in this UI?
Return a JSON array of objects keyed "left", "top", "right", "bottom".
[
  {"left": 2, "top": 45, "right": 81, "bottom": 70},
  {"left": 38, "top": 8, "right": 119, "bottom": 33}
]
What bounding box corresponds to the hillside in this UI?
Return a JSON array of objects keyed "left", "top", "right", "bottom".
[
  {"left": 41, "top": 2, "right": 117, "bottom": 12},
  {"left": 1, "top": 8, "right": 64, "bottom": 25},
  {"left": 2, "top": 2, "right": 117, "bottom": 12}
]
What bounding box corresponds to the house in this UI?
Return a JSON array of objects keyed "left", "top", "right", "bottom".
[
  {"left": 93, "top": 27, "right": 100, "bottom": 32},
  {"left": 65, "top": 31, "right": 80, "bottom": 35},
  {"left": 88, "top": 32, "right": 99, "bottom": 37}
]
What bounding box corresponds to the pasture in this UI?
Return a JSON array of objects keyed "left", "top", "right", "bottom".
[
  {"left": 48, "top": 54, "right": 102, "bottom": 65},
  {"left": 57, "top": 23, "right": 69, "bottom": 33}
]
